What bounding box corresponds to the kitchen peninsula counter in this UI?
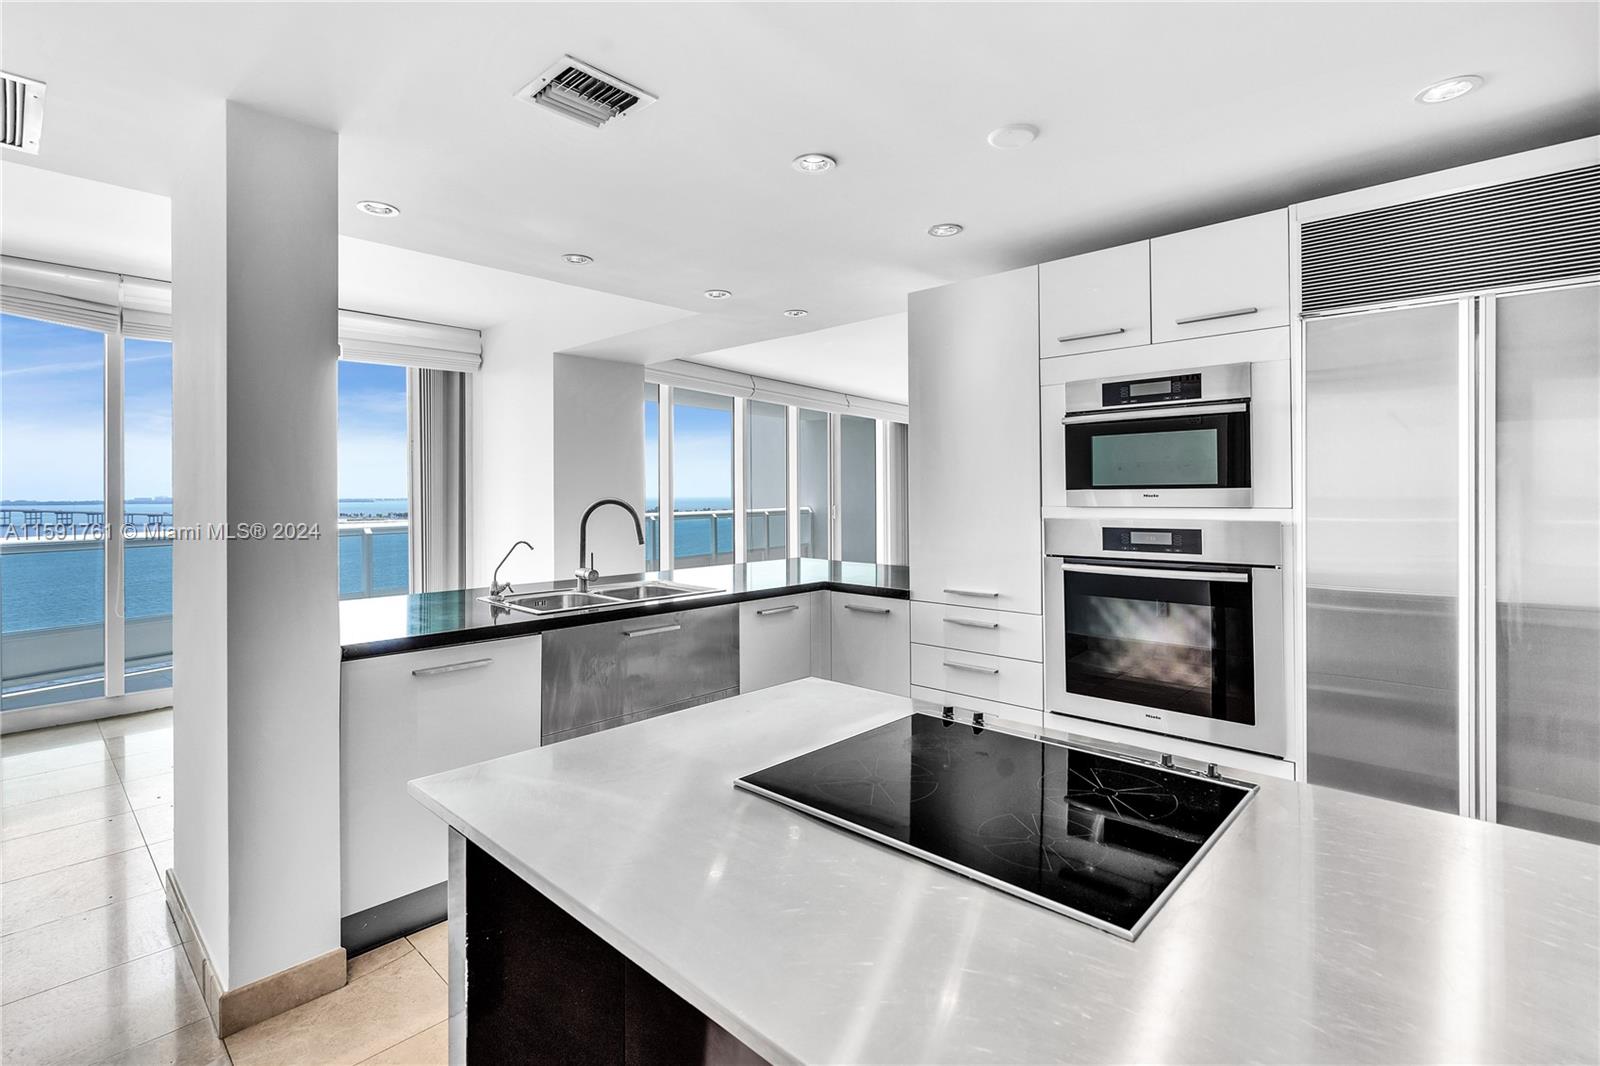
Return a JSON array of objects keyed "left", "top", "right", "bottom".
[
  {"left": 340, "top": 558, "right": 908, "bottom": 661},
  {"left": 408, "top": 679, "right": 1599, "bottom": 1065}
]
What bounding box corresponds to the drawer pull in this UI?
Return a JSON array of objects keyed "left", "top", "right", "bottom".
[
  {"left": 945, "top": 660, "right": 1001, "bottom": 675},
  {"left": 844, "top": 604, "right": 892, "bottom": 615},
  {"left": 1056, "top": 326, "right": 1125, "bottom": 344},
  {"left": 947, "top": 618, "right": 1000, "bottom": 630},
  {"left": 624, "top": 623, "right": 682, "bottom": 638},
  {"left": 1175, "top": 306, "right": 1258, "bottom": 326},
  {"left": 942, "top": 588, "right": 999, "bottom": 598},
  {"left": 411, "top": 658, "right": 493, "bottom": 677},
  {"left": 756, "top": 604, "right": 801, "bottom": 616}
]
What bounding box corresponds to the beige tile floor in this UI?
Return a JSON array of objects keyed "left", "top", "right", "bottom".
[{"left": 1, "top": 710, "right": 451, "bottom": 1066}]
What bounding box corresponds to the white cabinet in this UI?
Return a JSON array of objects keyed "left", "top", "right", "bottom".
[
  {"left": 909, "top": 266, "right": 1042, "bottom": 613},
  {"left": 911, "top": 645, "right": 1043, "bottom": 709},
  {"left": 739, "top": 593, "right": 813, "bottom": 692},
  {"left": 1151, "top": 209, "right": 1290, "bottom": 343},
  {"left": 910, "top": 601, "right": 1041, "bottom": 663},
  {"left": 341, "top": 636, "right": 542, "bottom": 917},
  {"left": 1039, "top": 241, "right": 1150, "bottom": 357},
  {"left": 830, "top": 593, "right": 910, "bottom": 696}
]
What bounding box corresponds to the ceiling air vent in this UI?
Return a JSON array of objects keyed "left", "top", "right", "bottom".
[
  {"left": 514, "top": 56, "right": 656, "bottom": 129},
  {"left": 2, "top": 71, "right": 46, "bottom": 154}
]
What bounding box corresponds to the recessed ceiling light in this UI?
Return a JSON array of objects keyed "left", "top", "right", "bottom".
[
  {"left": 782, "top": 309, "right": 808, "bottom": 318},
  {"left": 704, "top": 289, "right": 733, "bottom": 300},
  {"left": 986, "top": 124, "right": 1038, "bottom": 149},
  {"left": 927, "top": 223, "right": 964, "bottom": 238},
  {"left": 355, "top": 200, "right": 401, "bottom": 218},
  {"left": 562, "top": 253, "right": 593, "bottom": 265},
  {"left": 1415, "top": 75, "right": 1483, "bottom": 104},
  {"left": 792, "top": 153, "right": 837, "bottom": 174}
]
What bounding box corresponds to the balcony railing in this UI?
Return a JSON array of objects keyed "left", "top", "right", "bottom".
[
  {"left": 338, "top": 520, "right": 409, "bottom": 599},
  {"left": 644, "top": 506, "right": 814, "bottom": 569}
]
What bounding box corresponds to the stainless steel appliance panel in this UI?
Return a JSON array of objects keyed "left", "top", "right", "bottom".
[
  {"left": 1491, "top": 283, "right": 1600, "bottom": 843},
  {"left": 1303, "top": 302, "right": 1462, "bottom": 812}
]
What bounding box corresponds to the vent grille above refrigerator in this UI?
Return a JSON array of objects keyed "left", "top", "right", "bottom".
[
  {"left": 1300, "top": 164, "right": 1600, "bottom": 313},
  {"left": 515, "top": 56, "right": 656, "bottom": 128},
  {"left": 2, "top": 71, "right": 46, "bottom": 154}
]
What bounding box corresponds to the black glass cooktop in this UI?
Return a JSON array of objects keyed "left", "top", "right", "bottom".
[{"left": 736, "top": 713, "right": 1255, "bottom": 939}]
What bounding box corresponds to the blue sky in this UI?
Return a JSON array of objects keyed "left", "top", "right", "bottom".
[{"left": 336, "top": 361, "right": 408, "bottom": 500}]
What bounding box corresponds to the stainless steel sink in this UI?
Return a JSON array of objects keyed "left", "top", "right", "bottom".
[
  {"left": 590, "top": 580, "right": 718, "bottom": 602},
  {"left": 488, "top": 591, "right": 620, "bottom": 614}
]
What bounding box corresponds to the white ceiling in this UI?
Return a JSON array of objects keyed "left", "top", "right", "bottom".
[
  {"left": 694, "top": 313, "right": 909, "bottom": 405},
  {"left": 2, "top": 2, "right": 1597, "bottom": 385},
  {"left": 0, "top": 160, "right": 692, "bottom": 344}
]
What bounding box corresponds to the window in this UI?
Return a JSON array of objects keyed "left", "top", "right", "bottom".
[
  {"left": 838, "top": 414, "right": 878, "bottom": 563},
  {"left": 1, "top": 314, "right": 109, "bottom": 709},
  {"left": 796, "top": 408, "right": 830, "bottom": 560},
  {"left": 123, "top": 337, "right": 174, "bottom": 693},
  {"left": 336, "top": 361, "right": 410, "bottom": 599},
  {"left": 745, "top": 400, "right": 788, "bottom": 561},
  {"left": 641, "top": 377, "right": 909, "bottom": 572},
  {"left": 670, "top": 388, "right": 734, "bottom": 568},
  {"left": 643, "top": 383, "right": 661, "bottom": 569}
]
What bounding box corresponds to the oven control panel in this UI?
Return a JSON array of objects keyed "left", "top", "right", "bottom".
[
  {"left": 1103, "top": 527, "right": 1203, "bottom": 554},
  {"left": 1102, "top": 372, "right": 1202, "bottom": 407}
]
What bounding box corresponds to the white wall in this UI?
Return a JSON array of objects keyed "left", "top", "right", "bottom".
[
  {"left": 172, "top": 101, "right": 341, "bottom": 990},
  {"left": 552, "top": 355, "right": 647, "bottom": 578}
]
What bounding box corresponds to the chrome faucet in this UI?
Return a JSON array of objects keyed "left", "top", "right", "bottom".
[
  {"left": 490, "top": 540, "right": 535, "bottom": 598},
  {"left": 575, "top": 498, "right": 645, "bottom": 593}
]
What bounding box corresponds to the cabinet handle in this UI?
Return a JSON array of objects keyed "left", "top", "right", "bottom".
[
  {"left": 844, "top": 604, "right": 892, "bottom": 615},
  {"left": 943, "top": 588, "right": 999, "bottom": 598},
  {"left": 756, "top": 604, "right": 801, "bottom": 616},
  {"left": 411, "top": 658, "right": 493, "bottom": 677},
  {"left": 1175, "top": 306, "right": 1258, "bottom": 326},
  {"left": 945, "top": 660, "right": 1001, "bottom": 675},
  {"left": 1056, "top": 326, "right": 1125, "bottom": 344},
  {"left": 947, "top": 618, "right": 1000, "bottom": 630},
  {"left": 623, "top": 623, "right": 682, "bottom": 638}
]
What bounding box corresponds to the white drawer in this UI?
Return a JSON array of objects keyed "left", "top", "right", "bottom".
[
  {"left": 911, "top": 686, "right": 1044, "bottom": 733},
  {"left": 911, "top": 645, "right": 1042, "bottom": 709},
  {"left": 910, "top": 601, "right": 1041, "bottom": 662}
]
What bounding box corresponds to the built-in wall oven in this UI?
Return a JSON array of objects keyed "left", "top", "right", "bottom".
[
  {"left": 1045, "top": 518, "right": 1287, "bottom": 758},
  {"left": 1058, "top": 363, "right": 1252, "bottom": 507}
]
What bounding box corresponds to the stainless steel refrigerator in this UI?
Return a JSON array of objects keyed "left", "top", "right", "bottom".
[{"left": 1301, "top": 161, "right": 1599, "bottom": 844}]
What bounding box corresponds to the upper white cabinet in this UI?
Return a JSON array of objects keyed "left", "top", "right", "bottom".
[
  {"left": 1151, "top": 208, "right": 1290, "bottom": 343},
  {"left": 909, "top": 266, "right": 1042, "bottom": 613},
  {"left": 1039, "top": 241, "right": 1150, "bottom": 357}
]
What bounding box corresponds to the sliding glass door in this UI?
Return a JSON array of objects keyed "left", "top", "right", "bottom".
[{"left": 745, "top": 400, "right": 788, "bottom": 561}]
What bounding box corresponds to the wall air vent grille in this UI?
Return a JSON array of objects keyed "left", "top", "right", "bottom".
[
  {"left": 2, "top": 71, "right": 46, "bottom": 154},
  {"left": 1300, "top": 164, "right": 1600, "bottom": 313},
  {"left": 514, "top": 56, "right": 657, "bottom": 129}
]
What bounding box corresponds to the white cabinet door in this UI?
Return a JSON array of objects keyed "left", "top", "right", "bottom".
[
  {"left": 739, "top": 594, "right": 813, "bottom": 692},
  {"left": 1039, "top": 241, "right": 1150, "bottom": 357},
  {"left": 341, "top": 636, "right": 542, "bottom": 917},
  {"left": 909, "top": 266, "right": 1042, "bottom": 612},
  {"left": 1151, "top": 209, "right": 1289, "bottom": 343},
  {"left": 830, "top": 593, "right": 910, "bottom": 696}
]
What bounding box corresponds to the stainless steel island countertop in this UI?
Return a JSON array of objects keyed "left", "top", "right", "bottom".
[{"left": 408, "top": 679, "right": 1599, "bottom": 1065}]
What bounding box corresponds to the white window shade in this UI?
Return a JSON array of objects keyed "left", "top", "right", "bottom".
[
  {"left": 645, "top": 359, "right": 908, "bottom": 422},
  {"left": 338, "top": 310, "right": 482, "bottom": 372}
]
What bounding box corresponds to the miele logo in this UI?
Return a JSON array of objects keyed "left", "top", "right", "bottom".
[
  {"left": 1145, "top": 713, "right": 1162, "bottom": 720},
  {"left": 1141, "top": 493, "right": 1161, "bottom": 499}
]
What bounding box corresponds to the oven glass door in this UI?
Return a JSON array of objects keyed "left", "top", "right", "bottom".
[
  {"left": 1060, "top": 563, "right": 1255, "bottom": 724},
  {"left": 1063, "top": 407, "right": 1249, "bottom": 491}
]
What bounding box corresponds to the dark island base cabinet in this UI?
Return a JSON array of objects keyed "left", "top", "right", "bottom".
[{"left": 452, "top": 831, "right": 769, "bottom": 1066}]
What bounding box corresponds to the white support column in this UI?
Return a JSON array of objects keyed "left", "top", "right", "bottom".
[
  {"left": 103, "top": 328, "right": 126, "bottom": 697},
  {"left": 658, "top": 386, "right": 674, "bottom": 569},
  {"left": 786, "top": 406, "right": 800, "bottom": 559},
  {"left": 732, "top": 396, "right": 747, "bottom": 564},
  {"left": 172, "top": 101, "right": 343, "bottom": 1001}
]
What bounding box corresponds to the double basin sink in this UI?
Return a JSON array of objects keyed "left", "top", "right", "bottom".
[{"left": 480, "top": 579, "right": 721, "bottom": 617}]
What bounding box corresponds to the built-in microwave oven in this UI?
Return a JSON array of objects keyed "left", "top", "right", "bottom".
[
  {"left": 1044, "top": 518, "right": 1287, "bottom": 758},
  {"left": 1058, "top": 363, "right": 1252, "bottom": 507}
]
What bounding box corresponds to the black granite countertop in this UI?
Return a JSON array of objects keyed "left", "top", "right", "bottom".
[{"left": 340, "top": 558, "right": 910, "bottom": 660}]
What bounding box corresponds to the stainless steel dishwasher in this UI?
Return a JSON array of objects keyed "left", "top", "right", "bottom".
[{"left": 540, "top": 604, "right": 740, "bottom": 744}]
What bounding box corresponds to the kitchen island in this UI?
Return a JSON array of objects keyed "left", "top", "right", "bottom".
[{"left": 408, "top": 678, "right": 1599, "bottom": 1065}]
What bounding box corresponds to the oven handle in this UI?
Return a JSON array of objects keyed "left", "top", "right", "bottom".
[
  {"left": 1059, "top": 562, "right": 1250, "bottom": 583},
  {"left": 1061, "top": 401, "right": 1248, "bottom": 426}
]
